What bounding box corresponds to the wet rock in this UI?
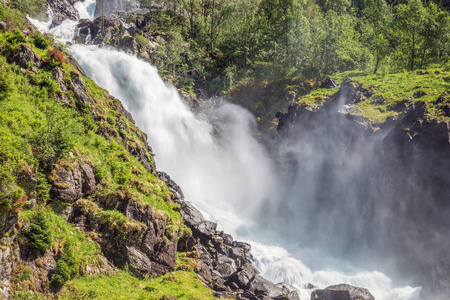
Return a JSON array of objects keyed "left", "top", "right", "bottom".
[
  {"left": 249, "top": 275, "right": 287, "bottom": 298},
  {"left": 311, "top": 284, "right": 374, "bottom": 300},
  {"left": 13, "top": 44, "right": 41, "bottom": 69},
  {"left": 320, "top": 77, "right": 338, "bottom": 89},
  {"left": 50, "top": 165, "right": 83, "bottom": 203},
  {"left": 361, "top": 88, "right": 373, "bottom": 98},
  {"left": 216, "top": 254, "right": 236, "bottom": 277}
]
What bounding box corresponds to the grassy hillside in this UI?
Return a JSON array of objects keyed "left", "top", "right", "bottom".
[
  {"left": 294, "top": 69, "right": 450, "bottom": 125},
  {"left": 0, "top": 4, "right": 211, "bottom": 299}
]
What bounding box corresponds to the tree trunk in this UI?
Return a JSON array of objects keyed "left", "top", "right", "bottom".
[
  {"left": 189, "top": 0, "right": 195, "bottom": 40},
  {"left": 210, "top": 0, "right": 215, "bottom": 57},
  {"left": 420, "top": 38, "right": 428, "bottom": 69},
  {"left": 374, "top": 52, "right": 380, "bottom": 74},
  {"left": 411, "top": 30, "right": 415, "bottom": 71}
]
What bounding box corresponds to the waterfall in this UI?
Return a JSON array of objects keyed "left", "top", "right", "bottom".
[{"left": 29, "top": 3, "right": 423, "bottom": 299}]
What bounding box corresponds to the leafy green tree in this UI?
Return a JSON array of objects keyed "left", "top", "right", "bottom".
[
  {"left": 359, "top": 0, "right": 393, "bottom": 73},
  {"left": 418, "top": 2, "right": 450, "bottom": 68},
  {"left": 394, "top": 0, "right": 426, "bottom": 70}
]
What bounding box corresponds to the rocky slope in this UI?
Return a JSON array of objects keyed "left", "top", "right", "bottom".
[{"left": 0, "top": 2, "right": 302, "bottom": 299}]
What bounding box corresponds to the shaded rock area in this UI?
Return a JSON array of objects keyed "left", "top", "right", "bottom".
[
  {"left": 310, "top": 284, "right": 374, "bottom": 300},
  {"left": 157, "top": 172, "right": 300, "bottom": 300},
  {"left": 47, "top": 0, "right": 79, "bottom": 22},
  {"left": 319, "top": 77, "right": 337, "bottom": 89},
  {"left": 275, "top": 79, "right": 450, "bottom": 294}
]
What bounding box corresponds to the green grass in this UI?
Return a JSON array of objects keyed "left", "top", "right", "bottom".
[
  {"left": 334, "top": 69, "right": 450, "bottom": 123},
  {"left": 20, "top": 210, "right": 104, "bottom": 272},
  {"left": 59, "top": 270, "right": 215, "bottom": 300},
  {"left": 293, "top": 69, "right": 450, "bottom": 124}
]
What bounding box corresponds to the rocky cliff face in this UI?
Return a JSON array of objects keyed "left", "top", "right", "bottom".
[{"left": 275, "top": 79, "right": 450, "bottom": 298}]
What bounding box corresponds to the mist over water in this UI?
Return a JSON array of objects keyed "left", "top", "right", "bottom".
[
  {"left": 30, "top": 3, "right": 423, "bottom": 298},
  {"left": 70, "top": 45, "right": 420, "bottom": 300}
]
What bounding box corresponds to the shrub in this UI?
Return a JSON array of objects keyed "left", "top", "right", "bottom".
[
  {"left": 136, "top": 35, "right": 150, "bottom": 50},
  {"left": 36, "top": 172, "right": 50, "bottom": 205},
  {"left": 32, "top": 34, "right": 49, "bottom": 50},
  {"left": 93, "top": 166, "right": 105, "bottom": 182},
  {"left": 43, "top": 48, "right": 65, "bottom": 68},
  {"left": 22, "top": 209, "right": 52, "bottom": 254},
  {"left": 51, "top": 241, "right": 79, "bottom": 286},
  {"left": 50, "top": 259, "right": 70, "bottom": 286}
]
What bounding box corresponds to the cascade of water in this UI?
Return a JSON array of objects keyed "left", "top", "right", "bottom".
[{"left": 28, "top": 3, "right": 423, "bottom": 299}]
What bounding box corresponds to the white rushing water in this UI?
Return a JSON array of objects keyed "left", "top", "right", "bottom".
[{"left": 29, "top": 2, "right": 422, "bottom": 299}]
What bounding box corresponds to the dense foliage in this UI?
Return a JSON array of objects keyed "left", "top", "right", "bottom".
[
  {"left": 22, "top": 209, "right": 53, "bottom": 254},
  {"left": 142, "top": 0, "right": 450, "bottom": 90}
]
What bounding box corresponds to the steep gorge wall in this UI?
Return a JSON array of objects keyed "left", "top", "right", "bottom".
[{"left": 274, "top": 81, "right": 450, "bottom": 298}]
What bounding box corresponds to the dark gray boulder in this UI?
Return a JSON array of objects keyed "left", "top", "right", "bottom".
[
  {"left": 81, "top": 163, "right": 96, "bottom": 195},
  {"left": 226, "top": 262, "right": 258, "bottom": 289},
  {"left": 320, "top": 77, "right": 338, "bottom": 89},
  {"left": 70, "top": 73, "right": 92, "bottom": 104},
  {"left": 13, "top": 44, "right": 41, "bottom": 69},
  {"left": 50, "top": 165, "right": 83, "bottom": 203},
  {"left": 311, "top": 284, "right": 374, "bottom": 300},
  {"left": 177, "top": 201, "right": 204, "bottom": 227}
]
